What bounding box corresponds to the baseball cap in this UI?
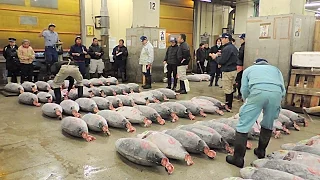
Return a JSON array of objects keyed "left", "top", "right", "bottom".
[
  {"left": 254, "top": 59, "right": 269, "bottom": 65},
  {"left": 220, "top": 33, "right": 232, "bottom": 39},
  {"left": 169, "top": 37, "right": 176, "bottom": 42},
  {"left": 239, "top": 33, "right": 246, "bottom": 39},
  {"left": 48, "top": 23, "right": 56, "bottom": 28},
  {"left": 8, "top": 38, "right": 16, "bottom": 42},
  {"left": 140, "top": 36, "right": 147, "bottom": 42}
]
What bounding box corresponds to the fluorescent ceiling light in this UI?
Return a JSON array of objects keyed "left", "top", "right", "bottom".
[{"left": 305, "top": 3, "right": 320, "bottom": 7}]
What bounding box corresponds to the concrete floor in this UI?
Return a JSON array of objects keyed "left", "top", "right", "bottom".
[{"left": 1, "top": 81, "right": 320, "bottom": 180}]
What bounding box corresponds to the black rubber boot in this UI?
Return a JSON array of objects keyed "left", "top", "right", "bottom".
[
  {"left": 209, "top": 76, "right": 213, "bottom": 87},
  {"left": 98, "top": 73, "right": 103, "bottom": 78},
  {"left": 172, "top": 77, "right": 177, "bottom": 91},
  {"left": 229, "top": 93, "right": 234, "bottom": 109},
  {"left": 215, "top": 76, "right": 219, "bottom": 86},
  {"left": 68, "top": 78, "right": 74, "bottom": 92},
  {"left": 121, "top": 73, "right": 127, "bottom": 82},
  {"left": 90, "top": 73, "right": 95, "bottom": 79},
  {"left": 143, "top": 76, "right": 152, "bottom": 89},
  {"left": 166, "top": 77, "right": 171, "bottom": 89},
  {"left": 254, "top": 127, "right": 272, "bottom": 159},
  {"left": 224, "top": 94, "right": 232, "bottom": 112},
  {"left": 54, "top": 88, "right": 62, "bottom": 104},
  {"left": 180, "top": 81, "right": 187, "bottom": 94},
  {"left": 176, "top": 81, "right": 183, "bottom": 93},
  {"left": 226, "top": 132, "right": 248, "bottom": 168},
  {"left": 78, "top": 86, "right": 84, "bottom": 98}
]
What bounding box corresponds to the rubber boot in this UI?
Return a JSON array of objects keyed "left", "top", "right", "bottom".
[
  {"left": 121, "top": 72, "right": 127, "bottom": 83},
  {"left": 78, "top": 86, "right": 84, "bottom": 98},
  {"left": 98, "top": 73, "right": 103, "bottom": 78},
  {"left": 17, "top": 76, "right": 21, "bottom": 84},
  {"left": 176, "top": 81, "right": 183, "bottom": 93},
  {"left": 226, "top": 132, "right": 248, "bottom": 168},
  {"left": 68, "top": 78, "right": 75, "bottom": 92},
  {"left": 208, "top": 76, "right": 213, "bottom": 87},
  {"left": 172, "top": 77, "right": 177, "bottom": 91},
  {"left": 143, "top": 76, "right": 152, "bottom": 89},
  {"left": 7, "top": 77, "right": 12, "bottom": 84},
  {"left": 180, "top": 81, "right": 187, "bottom": 94},
  {"left": 90, "top": 73, "right": 95, "bottom": 79},
  {"left": 228, "top": 93, "right": 234, "bottom": 109},
  {"left": 54, "top": 88, "right": 62, "bottom": 104},
  {"left": 254, "top": 127, "right": 272, "bottom": 159},
  {"left": 166, "top": 77, "right": 171, "bottom": 89},
  {"left": 215, "top": 76, "right": 219, "bottom": 86}
]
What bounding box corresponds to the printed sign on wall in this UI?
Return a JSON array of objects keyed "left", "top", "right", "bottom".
[{"left": 159, "top": 30, "right": 166, "bottom": 49}]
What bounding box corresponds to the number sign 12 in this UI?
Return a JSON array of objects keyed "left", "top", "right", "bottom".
[{"left": 149, "top": 1, "right": 156, "bottom": 11}]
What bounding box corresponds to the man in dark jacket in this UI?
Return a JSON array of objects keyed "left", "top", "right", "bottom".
[
  {"left": 164, "top": 37, "right": 179, "bottom": 90},
  {"left": 196, "top": 43, "right": 205, "bottom": 74},
  {"left": 214, "top": 33, "right": 238, "bottom": 112},
  {"left": 235, "top": 33, "right": 246, "bottom": 100},
  {"left": 112, "top": 39, "right": 128, "bottom": 82},
  {"left": 69, "top": 36, "right": 88, "bottom": 78},
  {"left": 204, "top": 43, "right": 210, "bottom": 73},
  {"left": 177, "top": 34, "right": 191, "bottom": 94},
  {"left": 88, "top": 38, "right": 104, "bottom": 78},
  {"left": 3, "top": 38, "right": 20, "bottom": 84}
]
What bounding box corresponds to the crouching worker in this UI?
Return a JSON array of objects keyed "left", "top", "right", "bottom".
[
  {"left": 226, "top": 59, "right": 286, "bottom": 168},
  {"left": 51, "top": 59, "right": 84, "bottom": 104}
]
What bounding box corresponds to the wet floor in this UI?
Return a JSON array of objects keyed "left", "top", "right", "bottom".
[{"left": 0, "top": 81, "right": 319, "bottom": 180}]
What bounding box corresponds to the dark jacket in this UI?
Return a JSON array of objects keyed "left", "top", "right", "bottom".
[
  {"left": 69, "top": 44, "right": 88, "bottom": 62},
  {"left": 196, "top": 48, "right": 206, "bottom": 63},
  {"left": 88, "top": 44, "right": 104, "bottom": 60},
  {"left": 51, "top": 60, "right": 77, "bottom": 75},
  {"left": 217, "top": 42, "right": 238, "bottom": 72},
  {"left": 164, "top": 44, "right": 179, "bottom": 65},
  {"left": 112, "top": 45, "right": 128, "bottom": 61},
  {"left": 238, "top": 42, "right": 245, "bottom": 66},
  {"left": 204, "top": 47, "right": 210, "bottom": 60},
  {"left": 3, "top": 44, "right": 19, "bottom": 70},
  {"left": 177, "top": 42, "right": 191, "bottom": 66}
]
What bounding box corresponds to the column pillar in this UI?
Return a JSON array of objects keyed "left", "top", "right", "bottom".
[
  {"left": 259, "top": 0, "right": 305, "bottom": 16},
  {"left": 234, "top": 0, "right": 254, "bottom": 34}
]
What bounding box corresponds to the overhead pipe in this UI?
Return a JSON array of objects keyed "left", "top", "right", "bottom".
[
  {"left": 80, "top": 0, "right": 86, "bottom": 45},
  {"left": 101, "top": 0, "right": 110, "bottom": 60},
  {"left": 227, "top": 8, "right": 235, "bottom": 34}
]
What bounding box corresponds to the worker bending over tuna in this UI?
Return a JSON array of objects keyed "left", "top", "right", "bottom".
[
  {"left": 51, "top": 59, "right": 84, "bottom": 104},
  {"left": 226, "top": 59, "right": 286, "bottom": 168}
]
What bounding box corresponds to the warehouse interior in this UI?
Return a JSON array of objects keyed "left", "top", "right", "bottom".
[{"left": 1, "top": 0, "right": 320, "bottom": 179}]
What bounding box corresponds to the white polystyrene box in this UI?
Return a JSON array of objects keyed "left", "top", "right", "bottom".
[{"left": 292, "top": 52, "right": 320, "bottom": 68}]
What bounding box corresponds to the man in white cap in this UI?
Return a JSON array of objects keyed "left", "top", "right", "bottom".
[
  {"left": 139, "top": 36, "right": 154, "bottom": 89},
  {"left": 39, "top": 23, "right": 59, "bottom": 78}
]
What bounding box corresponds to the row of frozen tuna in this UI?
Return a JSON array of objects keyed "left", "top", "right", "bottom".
[
  {"left": 224, "top": 135, "right": 320, "bottom": 180},
  {"left": 186, "top": 74, "right": 211, "bottom": 82}
]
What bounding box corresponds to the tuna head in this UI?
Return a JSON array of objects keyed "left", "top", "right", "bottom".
[
  {"left": 240, "top": 167, "right": 256, "bottom": 179},
  {"left": 251, "top": 159, "right": 269, "bottom": 168}
]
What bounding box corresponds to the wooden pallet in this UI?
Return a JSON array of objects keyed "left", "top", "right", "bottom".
[{"left": 285, "top": 68, "right": 320, "bottom": 112}]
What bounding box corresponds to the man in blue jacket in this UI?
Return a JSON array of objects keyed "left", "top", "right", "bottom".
[
  {"left": 69, "top": 36, "right": 88, "bottom": 78},
  {"left": 226, "top": 59, "right": 286, "bottom": 168}
]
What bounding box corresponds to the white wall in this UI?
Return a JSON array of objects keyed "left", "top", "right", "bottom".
[
  {"left": 259, "top": 0, "right": 305, "bottom": 16},
  {"left": 234, "top": 0, "right": 254, "bottom": 34},
  {"left": 84, "top": 0, "right": 133, "bottom": 47}
]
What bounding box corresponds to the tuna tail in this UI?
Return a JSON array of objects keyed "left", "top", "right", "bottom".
[
  {"left": 222, "top": 138, "right": 233, "bottom": 154},
  {"left": 161, "top": 158, "right": 174, "bottom": 175}
]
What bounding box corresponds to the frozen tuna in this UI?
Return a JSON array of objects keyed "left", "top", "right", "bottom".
[
  {"left": 99, "top": 86, "right": 116, "bottom": 96},
  {"left": 297, "top": 135, "right": 320, "bottom": 148},
  {"left": 186, "top": 75, "right": 202, "bottom": 82},
  {"left": 99, "top": 77, "right": 110, "bottom": 86},
  {"left": 4, "top": 83, "right": 24, "bottom": 94},
  {"left": 139, "top": 131, "right": 194, "bottom": 165},
  {"left": 105, "top": 96, "right": 123, "bottom": 108},
  {"left": 191, "top": 98, "right": 224, "bottom": 115},
  {"left": 60, "top": 99, "right": 81, "bottom": 117},
  {"left": 75, "top": 98, "right": 99, "bottom": 113},
  {"left": 91, "top": 97, "right": 114, "bottom": 110},
  {"left": 278, "top": 114, "right": 300, "bottom": 131},
  {"left": 22, "top": 82, "right": 38, "bottom": 93},
  {"left": 251, "top": 159, "right": 320, "bottom": 180},
  {"left": 267, "top": 150, "right": 320, "bottom": 169},
  {"left": 116, "top": 95, "right": 135, "bottom": 107},
  {"left": 240, "top": 167, "right": 303, "bottom": 180},
  {"left": 61, "top": 80, "right": 71, "bottom": 89},
  {"left": 106, "top": 77, "right": 118, "bottom": 85},
  {"left": 177, "top": 124, "right": 233, "bottom": 153},
  {"left": 147, "top": 103, "right": 179, "bottom": 122},
  {"left": 68, "top": 87, "right": 94, "bottom": 100},
  {"left": 280, "top": 109, "right": 308, "bottom": 127},
  {"left": 47, "top": 80, "right": 54, "bottom": 89},
  {"left": 117, "top": 84, "right": 130, "bottom": 94},
  {"left": 156, "top": 88, "right": 178, "bottom": 99},
  {"left": 35, "top": 81, "right": 51, "bottom": 91},
  {"left": 116, "top": 106, "right": 152, "bottom": 127},
  {"left": 109, "top": 85, "right": 125, "bottom": 95},
  {"left": 91, "top": 87, "right": 106, "bottom": 97},
  {"left": 193, "top": 96, "right": 224, "bottom": 109},
  {"left": 41, "top": 103, "right": 63, "bottom": 119},
  {"left": 163, "top": 129, "right": 216, "bottom": 159},
  {"left": 18, "top": 92, "right": 41, "bottom": 107},
  {"left": 129, "top": 93, "right": 149, "bottom": 105},
  {"left": 127, "top": 83, "right": 140, "bottom": 92},
  {"left": 134, "top": 105, "right": 165, "bottom": 125},
  {"left": 89, "top": 78, "right": 104, "bottom": 86},
  {"left": 82, "top": 114, "right": 110, "bottom": 135},
  {"left": 140, "top": 91, "right": 159, "bottom": 103},
  {"left": 61, "top": 117, "right": 96, "bottom": 142},
  {"left": 196, "top": 74, "right": 210, "bottom": 81},
  {"left": 149, "top": 90, "right": 169, "bottom": 101},
  {"left": 281, "top": 143, "right": 320, "bottom": 156},
  {"left": 82, "top": 79, "right": 93, "bottom": 87},
  {"left": 162, "top": 102, "right": 195, "bottom": 120},
  {"left": 97, "top": 110, "right": 135, "bottom": 132},
  {"left": 115, "top": 138, "right": 174, "bottom": 174},
  {"left": 37, "top": 92, "right": 53, "bottom": 103},
  {"left": 177, "top": 100, "right": 207, "bottom": 117}
]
